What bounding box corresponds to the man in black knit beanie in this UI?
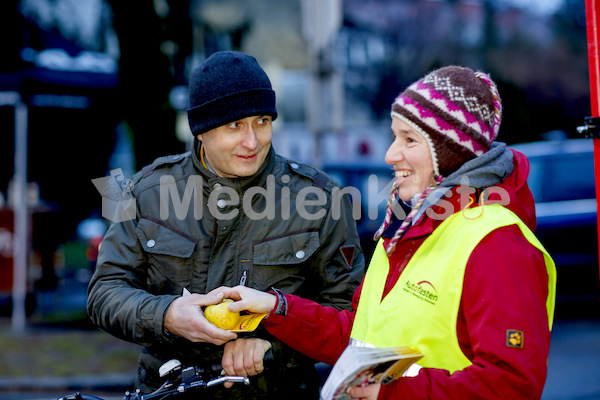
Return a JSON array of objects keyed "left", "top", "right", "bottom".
[{"left": 87, "top": 51, "right": 366, "bottom": 399}]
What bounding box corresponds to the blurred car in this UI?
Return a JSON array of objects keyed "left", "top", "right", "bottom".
[{"left": 510, "top": 138, "right": 599, "bottom": 317}]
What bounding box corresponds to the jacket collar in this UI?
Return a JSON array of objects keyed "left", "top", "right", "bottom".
[{"left": 383, "top": 186, "right": 480, "bottom": 241}]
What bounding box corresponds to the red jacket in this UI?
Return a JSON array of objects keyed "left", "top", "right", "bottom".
[{"left": 264, "top": 149, "right": 552, "bottom": 399}]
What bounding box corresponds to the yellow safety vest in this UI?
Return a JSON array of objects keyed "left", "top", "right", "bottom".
[{"left": 351, "top": 204, "right": 556, "bottom": 373}]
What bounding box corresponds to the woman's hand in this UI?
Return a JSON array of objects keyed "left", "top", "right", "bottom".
[
  {"left": 210, "top": 285, "right": 277, "bottom": 315},
  {"left": 347, "top": 383, "right": 381, "bottom": 400},
  {"left": 163, "top": 292, "right": 237, "bottom": 345}
]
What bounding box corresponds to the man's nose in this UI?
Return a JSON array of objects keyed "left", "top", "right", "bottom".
[{"left": 241, "top": 127, "right": 258, "bottom": 150}]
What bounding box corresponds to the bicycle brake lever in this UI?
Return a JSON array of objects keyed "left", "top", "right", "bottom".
[{"left": 206, "top": 376, "right": 250, "bottom": 388}]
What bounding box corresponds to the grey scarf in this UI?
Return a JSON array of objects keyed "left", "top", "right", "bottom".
[{"left": 410, "top": 142, "right": 514, "bottom": 223}]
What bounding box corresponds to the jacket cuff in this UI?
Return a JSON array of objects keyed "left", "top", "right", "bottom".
[{"left": 155, "top": 295, "right": 181, "bottom": 344}]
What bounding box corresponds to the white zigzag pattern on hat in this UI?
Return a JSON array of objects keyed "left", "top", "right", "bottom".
[
  {"left": 422, "top": 75, "right": 494, "bottom": 130},
  {"left": 397, "top": 98, "right": 484, "bottom": 156},
  {"left": 411, "top": 83, "right": 493, "bottom": 142}
]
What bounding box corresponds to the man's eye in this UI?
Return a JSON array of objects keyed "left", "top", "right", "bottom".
[
  {"left": 257, "top": 117, "right": 270, "bottom": 125},
  {"left": 228, "top": 122, "right": 240, "bottom": 129}
]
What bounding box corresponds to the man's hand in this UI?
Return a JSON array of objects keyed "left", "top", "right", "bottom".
[
  {"left": 221, "top": 338, "right": 272, "bottom": 388},
  {"left": 164, "top": 292, "right": 237, "bottom": 345},
  {"left": 210, "top": 285, "right": 277, "bottom": 315}
]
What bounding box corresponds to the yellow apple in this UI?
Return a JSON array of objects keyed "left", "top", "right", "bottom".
[{"left": 204, "top": 299, "right": 240, "bottom": 330}]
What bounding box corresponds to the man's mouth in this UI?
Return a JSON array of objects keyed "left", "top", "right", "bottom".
[{"left": 237, "top": 154, "right": 258, "bottom": 160}]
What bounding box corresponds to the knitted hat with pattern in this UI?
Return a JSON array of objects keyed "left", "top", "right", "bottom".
[
  {"left": 391, "top": 65, "right": 502, "bottom": 177},
  {"left": 187, "top": 51, "right": 277, "bottom": 136},
  {"left": 374, "top": 66, "right": 502, "bottom": 256}
]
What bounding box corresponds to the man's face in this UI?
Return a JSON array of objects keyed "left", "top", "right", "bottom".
[{"left": 198, "top": 115, "right": 273, "bottom": 178}]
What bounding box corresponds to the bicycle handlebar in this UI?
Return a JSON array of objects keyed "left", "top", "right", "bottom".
[
  {"left": 57, "top": 348, "right": 274, "bottom": 400},
  {"left": 56, "top": 395, "right": 105, "bottom": 400}
]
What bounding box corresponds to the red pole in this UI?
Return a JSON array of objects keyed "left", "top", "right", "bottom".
[{"left": 584, "top": 0, "right": 600, "bottom": 281}]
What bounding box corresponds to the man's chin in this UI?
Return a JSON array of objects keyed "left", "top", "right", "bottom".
[{"left": 231, "top": 164, "right": 261, "bottom": 178}]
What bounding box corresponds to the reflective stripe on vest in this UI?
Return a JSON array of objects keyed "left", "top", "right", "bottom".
[{"left": 351, "top": 204, "right": 556, "bottom": 373}]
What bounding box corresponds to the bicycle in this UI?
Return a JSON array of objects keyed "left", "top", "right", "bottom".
[{"left": 56, "top": 350, "right": 274, "bottom": 400}]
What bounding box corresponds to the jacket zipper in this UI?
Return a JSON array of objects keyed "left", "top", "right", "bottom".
[
  {"left": 240, "top": 270, "right": 248, "bottom": 286},
  {"left": 240, "top": 259, "right": 251, "bottom": 286}
]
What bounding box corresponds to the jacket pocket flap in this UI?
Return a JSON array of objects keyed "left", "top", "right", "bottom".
[
  {"left": 254, "top": 231, "right": 320, "bottom": 266},
  {"left": 136, "top": 218, "right": 196, "bottom": 258}
]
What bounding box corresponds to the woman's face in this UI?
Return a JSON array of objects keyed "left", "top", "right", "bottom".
[{"left": 385, "top": 117, "right": 435, "bottom": 202}]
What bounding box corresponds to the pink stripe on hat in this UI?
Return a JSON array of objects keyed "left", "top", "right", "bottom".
[
  {"left": 395, "top": 95, "right": 488, "bottom": 155},
  {"left": 391, "top": 66, "right": 502, "bottom": 177},
  {"left": 411, "top": 81, "right": 495, "bottom": 143}
]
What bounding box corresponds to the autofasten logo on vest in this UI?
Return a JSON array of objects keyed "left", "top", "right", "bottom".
[{"left": 403, "top": 280, "right": 438, "bottom": 305}]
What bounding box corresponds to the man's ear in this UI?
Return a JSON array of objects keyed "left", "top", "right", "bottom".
[{"left": 196, "top": 133, "right": 203, "bottom": 141}]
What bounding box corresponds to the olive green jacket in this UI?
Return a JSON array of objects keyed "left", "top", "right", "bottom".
[{"left": 86, "top": 141, "right": 365, "bottom": 398}]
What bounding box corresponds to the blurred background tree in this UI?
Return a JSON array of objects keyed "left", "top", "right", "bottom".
[{"left": 106, "top": 0, "right": 190, "bottom": 170}]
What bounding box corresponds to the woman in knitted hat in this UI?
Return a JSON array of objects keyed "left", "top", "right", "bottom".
[{"left": 216, "top": 66, "right": 557, "bottom": 399}]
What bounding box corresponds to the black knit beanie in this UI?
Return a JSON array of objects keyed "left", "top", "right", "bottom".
[{"left": 187, "top": 51, "right": 278, "bottom": 136}]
